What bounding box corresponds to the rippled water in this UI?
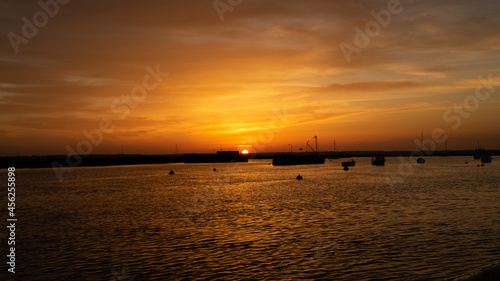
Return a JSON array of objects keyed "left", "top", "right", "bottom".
[{"left": 2, "top": 156, "right": 500, "bottom": 280}]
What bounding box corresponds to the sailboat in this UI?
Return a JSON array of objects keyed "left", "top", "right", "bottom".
[
  {"left": 473, "top": 141, "right": 486, "bottom": 159},
  {"left": 441, "top": 140, "right": 449, "bottom": 157},
  {"left": 479, "top": 143, "right": 492, "bottom": 163},
  {"left": 328, "top": 140, "right": 340, "bottom": 159},
  {"left": 417, "top": 131, "right": 425, "bottom": 164}
]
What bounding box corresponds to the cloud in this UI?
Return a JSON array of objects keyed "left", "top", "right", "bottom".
[{"left": 0, "top": 0, "right": 499, "bottom": 154}]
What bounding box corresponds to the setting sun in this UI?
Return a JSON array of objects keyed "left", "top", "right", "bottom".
[{"left": 242, "top": 150, "right": 249, "bottom": 154}]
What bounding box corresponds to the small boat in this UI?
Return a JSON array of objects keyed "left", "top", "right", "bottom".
[
  {"left": 371, "top": 155, "right": 386, "bottom": 166},
  {"left": 341, "top": 159, "right": 356, "bottom": 167},
  {"left": 296, "top": 174, "right": 303, "bottom": 180},
  {"left": 473, "top": 141, "right": 486, "bottom": 159},
  {"left": 169, "top": 170, "right": 174, "bottom": 175},
  {"left": 442, "top": 140, "right": 450, "bottom": 157},
  {"left": 416, "top": 131, "right": 425, "bottom": 164},
  {"left": 328, "top": 140, "right": 340, "bottom": 159},
  {"left": 473, "top": 149, "right": 486, "bottom": 159},
  {"left": 481, "top": 154, "right": 492, "bottom": 163}
]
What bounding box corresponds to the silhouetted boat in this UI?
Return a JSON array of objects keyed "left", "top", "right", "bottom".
[
  {"left": 473, "top": 149, "right": 486, "bottom": 159},
  {"left": 473, "top": 141, "right": 486, "bottom": 160},
  {"left": 417, "top": 131, "right": 425, "bottom": 164},
  {"left": 169, "top": 170, "right": 174, "bottom": 175},
  {"left": 296, "top": 174, "right": 303, "bottom": 180},
  {"left": 371, "top": 155, "right": 386, "bottom": 166},
  {"left": 341, "top": 159, "right": 356, "bottom": 167},
  {"left": 272, "top": 136, "right": 325, "bottom": 166},
  {"left": 184, "top": 151, "right": 248, "bottom": 163},
  {"left": 328, "top": 140, "right": 340, "bottom": 159},
  {"left": 442, "top": 140, "right": 449, "bottom": 157},
  {"left": 481, "top": 154, "right": 492, "bottom": 163}
]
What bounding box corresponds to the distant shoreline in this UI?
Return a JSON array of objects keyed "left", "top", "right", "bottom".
[{"left": 0, "top": 150, "right": 497, "bottom": 169}]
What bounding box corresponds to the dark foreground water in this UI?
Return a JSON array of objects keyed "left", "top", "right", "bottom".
[{"left": 1, "top": 156, "right": 499, "bottom": 280}]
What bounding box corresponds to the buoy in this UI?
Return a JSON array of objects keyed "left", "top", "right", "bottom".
[
  {"left": 477, "top": 164, "right": 480, "bottom": 167},
  {"left": 465, "top": 161, "right": 468, "bottom": 164},
  {"left": 344, "top": 166, "right": 349, "bottom": 171},
  {"left": 213, "top": 168, "right": 216, "bottom": 171},
  {"left": 481, "top": 163, "right": 485, "bottom": 166},
  {"left": 169, "top": 170, "right": 174, "bottom": 175},
  {"left": 296, "top": 174, "right": 303, "bottom": 180}
]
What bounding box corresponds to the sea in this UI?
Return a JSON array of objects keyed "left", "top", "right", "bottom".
[{"left": 2, "top": 156, "right": 499, "bottom": 280}]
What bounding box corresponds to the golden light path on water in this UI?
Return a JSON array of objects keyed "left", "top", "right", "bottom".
[{"left": 9, "top": 156, "right": 500, "bottom": 280}]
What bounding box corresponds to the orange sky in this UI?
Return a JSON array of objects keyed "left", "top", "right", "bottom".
[{"left": 1, "top": 0, "right": 500, "bottom": 156}]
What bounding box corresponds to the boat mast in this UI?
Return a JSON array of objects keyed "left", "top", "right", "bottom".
[{"left": 421, "top": 131, "right": 423, "bottom": 152}]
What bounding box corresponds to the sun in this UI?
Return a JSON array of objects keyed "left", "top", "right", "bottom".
[{"left": 242, "top": 150, "right": 249, "bottom": 154}]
